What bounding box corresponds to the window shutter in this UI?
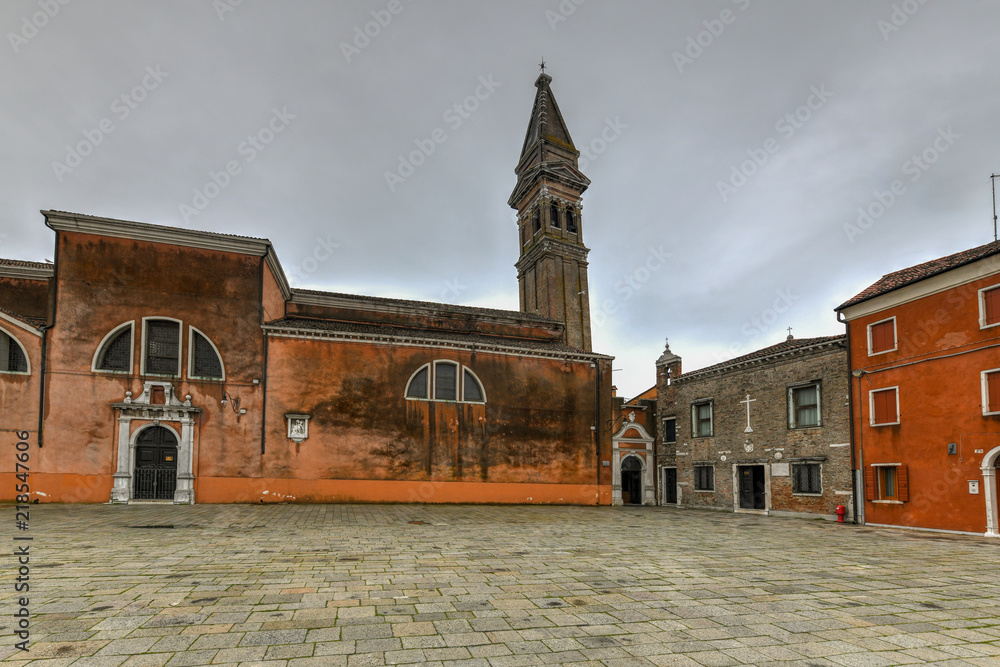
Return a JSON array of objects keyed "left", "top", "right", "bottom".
[
  {"left": 985, "top": 287, "right": 1000, "bottom": 326},
  {"left": 864, "top": 467, "right": 875, "bottom": 501},
  {"left": 896, "top": 466, "right": 909, "bottom": 502},
  {"left": 870, "top": 320, "right": 894, "bottom": 353},
  {"left": 873, "top": 389, "right": 896, "bottom": 424},
  {"left": 988, "top": 372, "right": 1000, "bottom": 413}
]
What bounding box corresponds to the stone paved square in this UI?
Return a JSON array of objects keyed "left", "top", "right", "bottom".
[{"left": 2, "top": 504, "right": 999, "bottom": 665}]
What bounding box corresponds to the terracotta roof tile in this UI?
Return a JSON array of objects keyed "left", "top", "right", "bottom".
[
  {"left": 0, "top": 257, "right": 52, "bottom": 270},
  {"left": 0, "top": 306, "right": 46, "bottom": 328},
  {"left": 679, "top": 335, "right": 846, "bottom": 380},
  {"left": 837, "top": 240, "right": 1000, "bottom": 311}
]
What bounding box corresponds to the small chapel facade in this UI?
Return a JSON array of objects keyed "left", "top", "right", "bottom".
[
  {"left": 655, "top": 336, "right": 853, "bottom": 519},
  {"left": 0, "top": 73, "right": 617, "bottom": 505}
]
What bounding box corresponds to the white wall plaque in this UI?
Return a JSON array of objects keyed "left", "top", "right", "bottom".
[{"left": 771, "top": 462, "right": 790, "bottom": 477}]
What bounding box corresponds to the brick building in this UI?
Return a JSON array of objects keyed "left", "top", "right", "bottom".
[
  {"left": 836, "top": 240, "right": 1000, "bottom": 536},
  {"left": 655, "top": 336, "right": 853, "bottom": 519},
  {"left": 0, "top": 73, "right": 618, "bottom": 505}
]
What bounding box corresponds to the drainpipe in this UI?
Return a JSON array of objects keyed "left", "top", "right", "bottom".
[
  {"left": 36, "top": 324, "right": 51, "bottom": 448},
  {"left": 839, "top": 312, "right": 858, "bottom": 524}
]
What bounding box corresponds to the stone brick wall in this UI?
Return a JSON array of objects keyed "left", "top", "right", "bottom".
[{"left": 656, "top": 339, "right": 852, "bottom": 519}]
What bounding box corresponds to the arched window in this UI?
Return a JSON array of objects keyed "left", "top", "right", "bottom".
[
  {"left": 549, "top": 202, "right": 560, "bottom": 229},
  {"left": 189, "top": 327, "right": 224, "bottom": 380},
  {"left": 143, "top": 318, "right": 181, "bottom": 376},
  {"left": 405, "top": 361, "right": 486, "bottom": 404},
  {"left": 566, "top": 209, "right": 578, "bottom": 233},
  {"left": 0, "top": 329, "right": 28, "bottom": 374},
  {"left": 532, "top": 208, "right": 541, "bottom": 234},
  {"left": 94, "top": 322, "right": 133, "bottom": 372}
]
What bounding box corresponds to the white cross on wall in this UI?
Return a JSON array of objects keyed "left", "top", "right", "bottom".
[{"left": 740, "top": 394, "right": 756, "bottom": 433}]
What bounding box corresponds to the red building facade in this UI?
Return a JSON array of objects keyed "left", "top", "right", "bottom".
[
  {"left": 836, "top": 241, "right": 1000, "bottom": 536},
  {"left": 0, "top": 74, "right": 616, "bottom": 506}
]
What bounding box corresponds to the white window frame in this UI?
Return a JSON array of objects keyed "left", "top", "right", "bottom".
[
  {"left": 790, "top": 461, "right": 823, "bottom": 496},
  {"left": 869, "top": 386, "right": 900, "bottom": 426},
  {"left": 867, "top": 316, "right": 897, "bottom": 356},
  {"left": 91, "top": 321, "right": 134, "bottom": 374},
  {"left": 461, "top": 367, "right": 487, "bottom": 404},
  {"left": 691, "top": 400, "right": 713, "bottom": 438},
  {"left": 788, "top": 381, "right": 822, "bottom": 429},
  {"left": 404, "top": 363, "right": 431, "bottom": 400},
  {"left": 432, "top": 360, "right": 459, "bottom": 401},
  {"left": 0, "top": 326, "right": 30, "bottom": 375},
  {"left": 979, "top": 283, "right": 1000, "bottom": 329},
  {"left": 187, "top": 326, "right": 226, "bottom": 381},
  {"left": 982, "top": 368, "right": 1000, "bottom": 416},
  {"left": 141, "top": 316, "right": 183, "bottom": 377}
]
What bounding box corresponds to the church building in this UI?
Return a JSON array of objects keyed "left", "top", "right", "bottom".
[{"left": 0, "top": 73, "right": 616, "bottom": 505}]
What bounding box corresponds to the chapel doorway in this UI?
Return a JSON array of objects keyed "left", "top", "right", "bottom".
[
  {"left": 738, "top": 465, "right": 766, "bottom": 510},
  {"left": 662, "top": 467, "right": 677, "bottom": 504},
  {"left": 621, "top": 456, "right": 642, "bottom": 505},
  {"left": 133, "top": 426, "right": 178, "bottom": 500}
]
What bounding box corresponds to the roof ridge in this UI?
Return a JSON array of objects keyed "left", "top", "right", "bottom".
[{"left": 680, "top": 334, "right": 846, "bottom": 379}]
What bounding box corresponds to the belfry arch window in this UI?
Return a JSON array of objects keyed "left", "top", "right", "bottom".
[
  {"left": 566, "top": 209, "right": 578, "bottom": 233},
  {"left": 532, "top": 208, "right": 541, "bottom": 234},
  {"left": 0, "top": 329, "right": 29, "bottom": 374},
  {"left": 94, "top": 322, "right": 134, "bottom": 373},
  {"left": 549, "top": 202, "right": 560, "bottom": 229},
  {"left": 188, "top": 327, "right": 224, "bottom": 380},
  {"left": 405, "top": 361, "right": 486, "bottom": 404}
]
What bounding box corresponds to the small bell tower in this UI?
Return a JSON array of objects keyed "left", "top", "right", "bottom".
[{"left": 509, "top": 69, "right": 592, "bottom": 351}]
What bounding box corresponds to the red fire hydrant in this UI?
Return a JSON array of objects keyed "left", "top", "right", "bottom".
[{"left": 835, "top": 505, "right": 846, "bottom": 523}]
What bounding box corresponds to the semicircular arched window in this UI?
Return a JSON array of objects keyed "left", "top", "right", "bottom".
[
  {"left": 94, "top": 322, "right": 133, "bottom": 373},
  {"left": 405, "top": 361, "right": 486, "bottom": 404},
  {"left": 0, "top": 329, "right": 29, "bottom": 374},
  {"left": 189, "top": 327, "right": 224, "bottom": 380}
]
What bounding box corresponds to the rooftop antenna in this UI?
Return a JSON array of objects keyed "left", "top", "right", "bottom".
[{"left": 992, "top": 174, "right": 999, "bottom": 242}]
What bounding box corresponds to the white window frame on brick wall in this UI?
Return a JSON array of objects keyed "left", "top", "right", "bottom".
[
  {"left": 790, "top": 461, "right": 823, "bottom": 496},
  {"left": 867, "top": 316, "right": 897, "bottom": 356},
  {"left": 691, "top": 400, "right": 713, "bottom": 438},
  {"left": 787, "top": 380, "right": 822, "bottom": 429},
  {"left": 979, "top": 283, "right": 1000, "bottom": 329},
  {"left": 982, "top": 368, "right": 1000, "bottom": 416},
  {"left": 869, "top": 386, "right": 900, "bottom": 426}
]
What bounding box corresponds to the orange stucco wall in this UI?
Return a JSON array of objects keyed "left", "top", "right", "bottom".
[{"left": 848, "top": 276, "right": 1000, "bottom": 533}]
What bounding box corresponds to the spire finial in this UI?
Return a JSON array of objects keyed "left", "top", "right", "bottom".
[
  {"left": 786, "top": 327, "right": 794, "bottom": 341},
  {"left": 539, "top": 59, "right": 546, "bottom": 74}
]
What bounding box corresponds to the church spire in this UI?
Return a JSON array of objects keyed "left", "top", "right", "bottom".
[{"left": 509, "top": 70, "right": 593, "bottom": 352}]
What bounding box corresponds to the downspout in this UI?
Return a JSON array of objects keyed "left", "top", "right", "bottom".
[
  {"left": 36, "top": 324, "right": 51, "bottom": 448},
  {"left": 594, "top": 359, "right": 601, "bottom": 501},
  {"left": 839, "top": 311, "right": 858, "bottom": 524},
  {"left": 259, "top": 256, "right": 267, "bottom": 456}
]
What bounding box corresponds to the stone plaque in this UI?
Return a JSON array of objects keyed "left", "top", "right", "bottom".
[{"left": 771, "top": 462, "right": 790, "bottom": 477}]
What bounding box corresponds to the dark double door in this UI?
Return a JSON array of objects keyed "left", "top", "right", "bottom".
[
  {"left": 621, "top": 457, "right": 642, "bottom": 505},
  {"left": 738, "top": 465, "right": 766, "bottom": 510},
  {"left": 133, "top": 426, "right": 178, "bottom": 500}
]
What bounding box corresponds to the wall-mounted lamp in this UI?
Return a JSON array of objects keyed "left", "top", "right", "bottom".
[{"left": 220, "top": 391, "right": 241, "bottom": 414}]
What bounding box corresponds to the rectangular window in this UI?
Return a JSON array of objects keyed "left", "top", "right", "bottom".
[
  {"left": 694, "top": 465, "right": 714, "bottom": 491},
  {"left": 434, "top": 362, "right": 457, "bottom": 401},
  {"left": 791, "top": 463, "right": 822, "bottom": 494},
  {"left": 865, "top": 465, "right": 909, "bottom": 502},
  {"left": 981, "top": 285, "right": 1000, "bottom": 328},
  {"left": 868, "top": 317, "right": 896, "bottom": 355},
  {"left": 983, "top": 369, "right": 1000, "bottom": 415},
  {"left": 662, "top": 418, "right": 676, "bottom": 444},
  {"left": 869, "top": 387, "right": 899, "bottom": 426},
  {"left": 145, "top": 320, "right": 180, "bottom": 376},
  {"left": 788, "top": 382, "right": 821, "bottom": 428},
  {"left": 691, "top": 401, "right": 713, "bottom": 437}
]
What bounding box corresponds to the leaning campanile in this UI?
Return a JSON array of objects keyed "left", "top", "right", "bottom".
[{"left": 509, "top": 71, "right": 592, "bottom": 351}]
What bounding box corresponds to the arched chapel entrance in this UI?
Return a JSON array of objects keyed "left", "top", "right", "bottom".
[{"left": 132, "top": 426, "right": 178, "bottom": 500}]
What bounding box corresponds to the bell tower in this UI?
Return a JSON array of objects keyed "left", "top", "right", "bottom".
[{"left": 509, "top": 71, "right": 592, "bottom": 351}]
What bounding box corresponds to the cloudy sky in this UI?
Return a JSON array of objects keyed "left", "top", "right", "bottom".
[{"left": 3, "top": 1, "right": 999, "bottom": 398}]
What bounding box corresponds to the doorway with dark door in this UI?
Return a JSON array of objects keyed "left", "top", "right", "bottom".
[
  {"left": 662, "top": 467, "right": 677, "bottom": 504},
  {"left": 621, "top": 456, "right": 642, "bottom": 505},
  {"left": 133, "top": 426, "right": 178, "bottom": 500},
  {"left": 738, "top": 465, "right": 766, "bottom": 510}
]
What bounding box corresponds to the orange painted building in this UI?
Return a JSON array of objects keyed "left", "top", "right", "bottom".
[
  {"left": 0, "top": 74, "right": 616, "bottom": 505},
  {"left": 610, "top": 387, "right": 657, "bottom": 505},
  {"left": 836, "top": 240, "right": 1000, "bottom": 536}
]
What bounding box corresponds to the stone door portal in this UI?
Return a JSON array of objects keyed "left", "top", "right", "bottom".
[{"left": 738, "top": 465, "right": 766, "bottom": 510}]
